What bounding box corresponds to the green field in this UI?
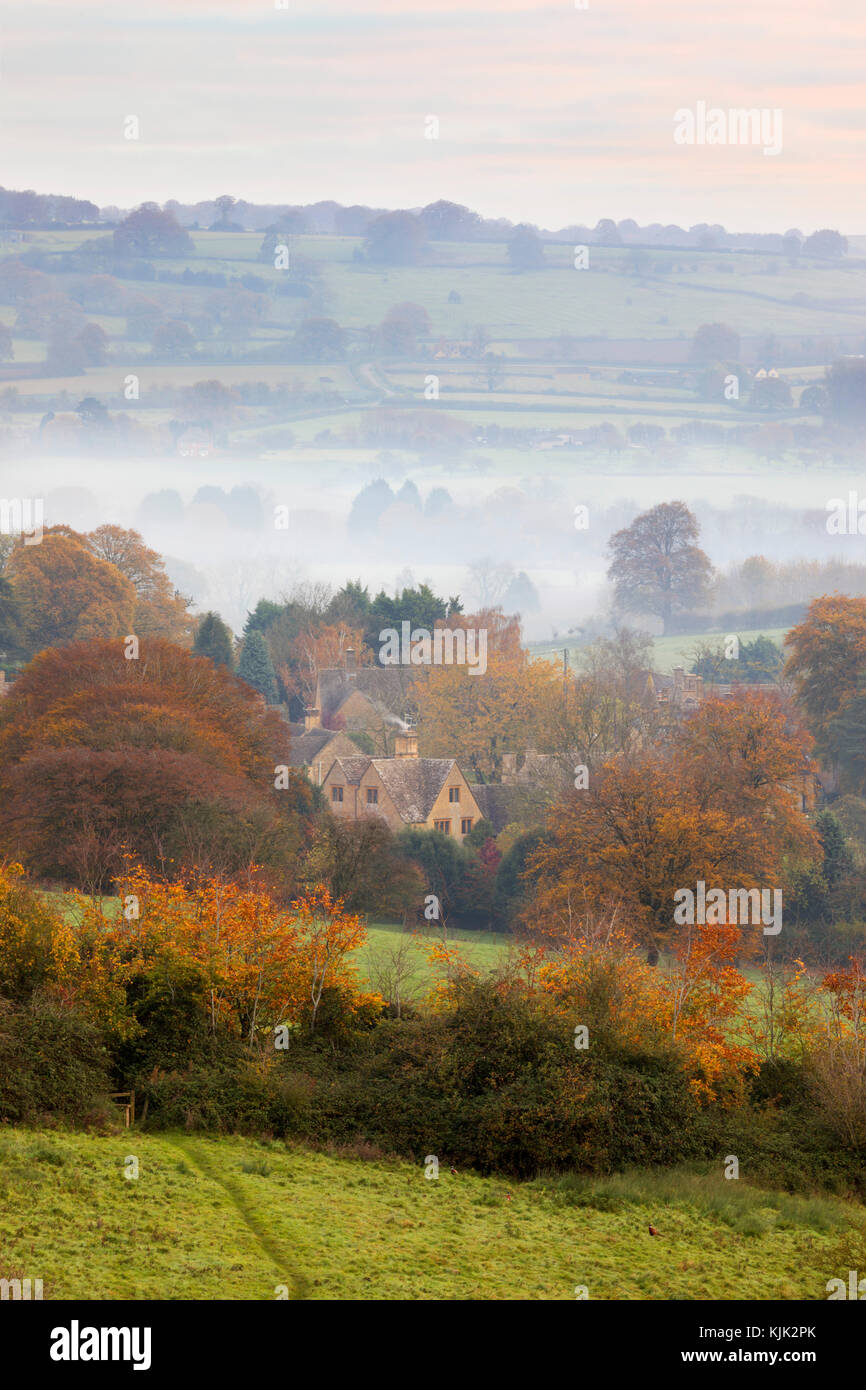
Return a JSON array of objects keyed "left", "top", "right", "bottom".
[
  {"left": 1, "top": 226, "right": 859, "bottom": 480},
  {"left": 0, "top": 1127, "right": 860, "bottom": 1300},
  {"left": 648, "top": 628, "right": 787, "bottom": 674},
  {"left": 530, "top": 627, "right": 787, "bottom": 676},
  {"left": 360, "top": 921, "right": 511, "bottom": 995}
]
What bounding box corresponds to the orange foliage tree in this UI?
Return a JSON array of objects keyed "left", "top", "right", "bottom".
[
  {"left": 786, "top": 594, "right": 866, "bottom": 744},
  {"left": 107, "top": 865, "right": 379, "bottom": 1042},
  {"left": 0, "top": 638, "right": 315, "bottom": 889},
  {"left": 526, "top": 692, "right": 819, "bottom": 962},
  {"left": 411, "top": 616, "right": 562, "bottom": 780},
  {"left": 84, "top": 524, "right": 195, "bottom": 644},
  {"left": 524, "top": 911, "right": 758, "bottom": 1101},
  {"left": 7, "top": 531, "right": 135, "bottom": 652}
]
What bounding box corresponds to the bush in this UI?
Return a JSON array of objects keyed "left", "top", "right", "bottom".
[
  {"left": 137, "top": 1062, "right": 313, "bottom": 1137},
  {"left": 0, "top": 995, "right": 112, "bottom": 1125},
  {"left": 304, "top": 978, "right": 711, "bottom": 1177}
]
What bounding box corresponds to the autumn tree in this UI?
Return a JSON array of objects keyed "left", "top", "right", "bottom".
[
  {"left": 785, "top": 595, "right": 866, "bottom": 753},
  {"left": 84, "top": 524, "right": 195, "bottom": 644},
  {"left": 411, "top": 634, "right": 562, "bottom": 781},
  {"left": 82, "top": 865, "right": 379, "bottom": 1046},
  {"left": 377, "top": 303, "right": 431, "bottom": 356},
  {"left": 537, "top": 628, "right": 662, "bottom": 779},
  {"left": 289, "top": 621, "right": 369, "bottom": 707},
  {"left": 527, "top": 693, "right": 819, "bottom": 962},
  {"left": 152, "top": 319, "right": 197, "bottom": 359},
  {"left": 0, "top": 639, "right": 315, "bottom": 889},
  {"left": 0, "top": 573, "right": 25, "bottom": 654},
  {"left": 6, "top": 531, "right": 135, "bottom": 654},
  {"left": 607, "top": 501, "right": 713, "bottom": 632}
]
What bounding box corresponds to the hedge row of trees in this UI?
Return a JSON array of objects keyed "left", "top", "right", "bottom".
[{"left": 2, "top": 861, "right": 864, "bottom": 1186}]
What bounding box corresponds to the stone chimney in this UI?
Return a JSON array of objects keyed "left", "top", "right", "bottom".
[
  {"left": 501, "top": 752, "right": 518, "bottom": 784},
  {"left": 394, "top": 730, "right": 418, "bottom": 759},
  {"left": 304, "top": 706, "right": 320, "bottom": 732},
  {"left": 344, "top": 647, "right": 356, "bottom": 671}
]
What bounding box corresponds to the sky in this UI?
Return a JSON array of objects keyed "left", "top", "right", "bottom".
[{"left": 2, "top": 0, "right": 864, "bottom": 232}]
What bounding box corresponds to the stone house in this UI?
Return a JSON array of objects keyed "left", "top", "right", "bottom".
[
  {"left": 321, "top": 730, "right": 483, "bottom": 841},
  {"left": 287, "top": 707, "right": 363, "bottom": 785}
]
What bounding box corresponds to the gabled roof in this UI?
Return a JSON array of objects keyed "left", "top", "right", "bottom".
[
  {"left": 375, "top": 757, "right": 455, "bottom": 824},
  {"left": 316, "top": 666, "right": 412, "bottom": 721},
  {"left": 289, "top": 727, "right": 343, "bottom": 766},
  {"left": 330, "top": 756, "right": 373, "bottom": 784},
  {"left": 327, "top": 755, "right": 462, "bottom": 824}
]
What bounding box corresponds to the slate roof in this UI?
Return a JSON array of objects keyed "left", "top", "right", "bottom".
[{"left": 288, "top": 728, "right": 341, "bottom": 766}]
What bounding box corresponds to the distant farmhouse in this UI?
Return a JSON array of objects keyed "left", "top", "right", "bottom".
[{"left": 322, "top": 729, "right": 484, "bottom": 841}]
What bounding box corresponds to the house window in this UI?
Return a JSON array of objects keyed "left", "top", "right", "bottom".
[
  {"left": 461, "top": 818, "right": 473, "bottom": 835},
  {"left": 331, "top": 785, "right": 343, "bottom": 803},
  {"left": 366, "top": 787, "right": 378, "bottom": 804},
  {"left": 434, "top": 819, "right": 451, "bottom": 835},
  {"left": 448, "top": 786, "right": 460, "bottom": 803}
]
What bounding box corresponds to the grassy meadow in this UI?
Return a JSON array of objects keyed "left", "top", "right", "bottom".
[
  {"left": 530, "top": 627, "right": 787, "bottom": 676},
  {"left": 0, "top": 1126, "right": 861, "bottom": 1300}
]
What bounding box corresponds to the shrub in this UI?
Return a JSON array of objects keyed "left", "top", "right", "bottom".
[
  {"left": 304, "top": 978, "right": 711, "bottom": 1177},
  {"left": 0, "top": 995, "right": 112, "bottom": 1125},
  {"left": 137, "top": 1063, "right": 313, "bottom": 1137}
]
